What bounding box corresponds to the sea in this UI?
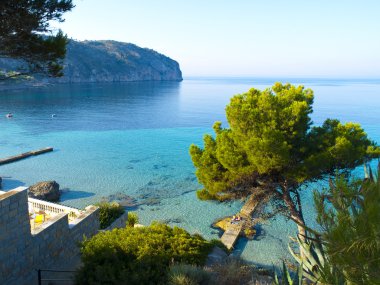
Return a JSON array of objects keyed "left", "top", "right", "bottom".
[{"left": 0, "top": 77, "right": 379, "bottom": 267}]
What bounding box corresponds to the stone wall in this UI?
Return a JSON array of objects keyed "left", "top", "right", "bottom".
[
  {"left": 0, "top": 188, "right": 100, "bottom": 285},
  {"left": 104, "top": 211, "right": 129, "bottom": 231},
  {"left": 0, "top": 188, "right": 31, "bottom": 285}
]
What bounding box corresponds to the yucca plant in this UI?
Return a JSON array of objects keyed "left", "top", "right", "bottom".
[
  {"left": 287, "top": 164, "right": 380, "bottom": 285},
  {"left": 288, "top": 234, "right": 344, "bottom": 284},
  {"left": 273, "top": 261, "right": 303, "bottom": 285}
]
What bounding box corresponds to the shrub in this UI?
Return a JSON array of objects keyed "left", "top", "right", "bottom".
[
  {"left": 209, "top": 257, "right": 256, "bottom": 285},
  {"left": 75, "top": 222, "right": 214, "bottom": 285},
  {"left": 169, "top": 274, "right": 197, "bottom": 285},
  {"left": 127, "top": 211, "right": 138, "bottom": 227},
  {"left": 169, "top": 264, "right": 210, "bottom": 285},
  {"left": 96, "top": 201, "right": 125, "bottom": 229}
]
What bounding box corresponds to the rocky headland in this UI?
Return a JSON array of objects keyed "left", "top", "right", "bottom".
[{"left": 0, "top": 40, "right": 182, "bottom": 89}]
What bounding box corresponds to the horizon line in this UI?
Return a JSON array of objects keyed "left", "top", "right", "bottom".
[{"left": 183, "top": 75, "right": 380, "bottom": 80}]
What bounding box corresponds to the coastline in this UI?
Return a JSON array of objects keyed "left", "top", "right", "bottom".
[{"left": 0, "top": 78, "right": 378, "bottom": 266}]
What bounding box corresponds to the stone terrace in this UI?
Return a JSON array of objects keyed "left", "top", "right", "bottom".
[{"left": 0, "top": 187, "right": 100, "bottom": 285}]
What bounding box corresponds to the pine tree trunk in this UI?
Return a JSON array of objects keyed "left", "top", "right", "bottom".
[
  {"left": 290, "top": 213, "right": 308, "bottom": 259},
  {"left": 292, "top": 215, "right": 307, "bottom": 241}
]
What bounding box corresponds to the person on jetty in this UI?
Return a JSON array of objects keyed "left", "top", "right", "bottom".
[{"left": 230, "top": 215, "right": 242, "bottom": 224}]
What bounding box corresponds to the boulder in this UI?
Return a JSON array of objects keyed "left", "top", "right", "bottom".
[{"left": 28, "top": 181, "right": 60, "bottom": 202}]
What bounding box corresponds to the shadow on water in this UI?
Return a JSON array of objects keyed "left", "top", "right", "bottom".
[
  {"left": 0, "top": 178, "right": 26, "bottom": 190},
  {"left": 60, "top": 189, "right": 95, "bottom": 202},
  {"left": 253, "top": 224, "right": 266, "bottom": 241},
  {"left": 231, "top": 237, "right": 250, "bottom": 258}
]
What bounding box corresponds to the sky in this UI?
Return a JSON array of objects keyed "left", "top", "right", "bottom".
[{"left": 57, "top": 0, "right": 380, "bottom": 78}]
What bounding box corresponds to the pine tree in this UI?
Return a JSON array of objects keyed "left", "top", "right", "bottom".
[
  {"left": 314, "top": 167, "right": 380, "bottom": 284},
  {"left": 190, "top": 83, "right": 380, "bottom": 239},
  {"left": 0, "top": 0, "right": 73, "bottom": 79}
]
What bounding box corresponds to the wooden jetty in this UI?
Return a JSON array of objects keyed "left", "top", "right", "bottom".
[
  {"left": 0, "top": 147, "right": 53, "bottom": 165},
  {"left": 220, "top": 192, "right": 271, "bottom": 250}
]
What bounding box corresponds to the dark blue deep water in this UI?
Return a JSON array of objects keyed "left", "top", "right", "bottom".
[{"left": 0, "top": 78, "right": 379, "bottom": 265}]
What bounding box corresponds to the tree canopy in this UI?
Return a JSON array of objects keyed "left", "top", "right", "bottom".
[
  {"left": 75, "top": 223, "right": 215, "bottom": 285},
  {"left": 0, "top": 0, "right": 73, "bottom": 79},
  {"left": 190, "top": 83, "right": 380, "bottom": 234}
]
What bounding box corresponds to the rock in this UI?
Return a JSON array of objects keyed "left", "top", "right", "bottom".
[
  {"left": 0, "top": 40, "right": 182, "bottom": 88},
  {"left": 161, "top": 218, "right": 183, "bottom": 224},
  {"left": 28, "top": 181, "right": 60, "bottom": 202},
  {"left": 212, "top": 216, "right": 233, "bottom": 231},
  {"left": 102, "top": 192, "right": 137, "bottom": 208},
  {"left": 205, "top": 246, "right": 229, "bottom": 267}
]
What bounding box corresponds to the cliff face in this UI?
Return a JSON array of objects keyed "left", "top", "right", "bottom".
[
  {"left": 57, "top": 40, "right": 182, "bottom": 83},
  {"left": 0, "top": 40, "right": 183, "bottom": 85}
]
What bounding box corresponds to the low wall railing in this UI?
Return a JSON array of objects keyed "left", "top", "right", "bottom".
[{"left": 28, "top": 198, "right": 82, "bottom": 220}]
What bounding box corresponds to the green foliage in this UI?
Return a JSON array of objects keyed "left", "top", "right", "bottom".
[
  {"left": 0, "top": 0, "right": 73, "bottom": 79},
  {"left": 288, "top": 234, "right": 344, "bottom": 284},
  {"left": 168, "top": 264, "right": 210, "bottom": 285},
  {"left": 190, "top": 83, "right": 379, "bottom": 234},
  {"left": 169, "top": 275, "right": 198, "bottom": 285},
  {"left": 127, "top": 211, "right": 139, "bottom": 227},
  {"left": 314, "top": 169, "right": 380, "bottom": 284},
  {"left": 190, "top": 83, "right": 378, "bottom": 201},
  {"left": 96, "top": 202, "right": 125, "bottom": 229},
  {"left": 75, "top": 223, "right": 214, "bottom": 285},
  {"left": 273, "top": 261, "right": 303, "bottom": 285}
]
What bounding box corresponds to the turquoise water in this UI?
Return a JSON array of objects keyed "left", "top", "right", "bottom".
[{"left": 0, "top": 78, "right": 379, "bottom": 266}]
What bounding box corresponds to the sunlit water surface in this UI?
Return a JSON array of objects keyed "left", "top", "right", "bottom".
[{"left": 0, "top": 78, "right": 379, "bottom": 266}]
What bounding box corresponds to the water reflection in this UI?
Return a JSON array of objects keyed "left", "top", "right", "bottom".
[{"left": 0, "top": 81, "right": 182, "bottom": 133}]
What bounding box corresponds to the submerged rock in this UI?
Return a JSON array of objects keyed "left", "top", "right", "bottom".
[
  {"left": 102, "top": 192, "right": 137, "bottom": 208},
  {"left": 28, "top": 181, "right": 60, "bottom": 202},
  {"left": 141, "top": 197, "right": 161, "bottom": 206},
  {"left": 162, "top": 218, "right": 183, "bottom": 224}
]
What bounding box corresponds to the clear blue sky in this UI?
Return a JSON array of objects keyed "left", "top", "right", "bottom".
[{"left": 57, "top": 0, "right": 380, "bottom": 78}]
